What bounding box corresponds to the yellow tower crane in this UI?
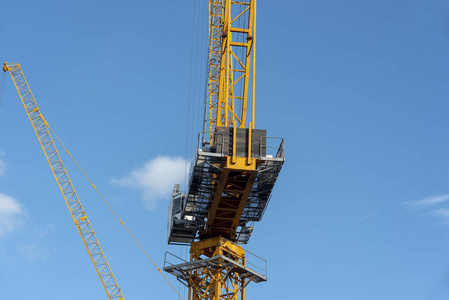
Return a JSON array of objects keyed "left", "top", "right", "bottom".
[
  {"left": 165, "top": 1, "right": 285, "bottom": 299},
  {"left": 3, "top": 62, "right": 125, "bottom": 300}
]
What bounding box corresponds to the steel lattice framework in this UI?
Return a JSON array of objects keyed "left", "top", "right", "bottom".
[
  {"left": 208, "top": 0, "right": 225, "bottom": 138},
  {"left": 166, "top": 1, "right": 274, "bottom": 300},
  {"left": 189, "top": 237, "right": 247, "bottom": 300},
  {"left": 3, "top": 62, "right": 124, "bottom": 300},
  {"left": 167, "top": 1, "right": 285, "bottom": 299},
  {"left": 207, "top": 0, "right": 256, "bottom": 142}
]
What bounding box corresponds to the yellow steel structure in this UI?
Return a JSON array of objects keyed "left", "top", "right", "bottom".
[
  {"left": 166, "top": 3, "right": 284, "bottom": 300},
  {"left": 189, "top": 236, "right": 247, "bottom": 300},
  {"left": 3, "top": 62, "right": 124, "bottom": 300},
  {"left": 203, "top": 0, "right": 258, "bottom": 241},
  {"left": 165, "top": 1, "right": 283, "bottom": 298},
  {"left": 191, "top": 1, "right": 258, "bottom": 299},
  {"left": 208, "top": 0, "right": 256, "bottom": 139}
]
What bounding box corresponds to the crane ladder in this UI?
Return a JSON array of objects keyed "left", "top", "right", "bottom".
[{"left": 3, "top": 62, "right": 124, "bottom": 300}]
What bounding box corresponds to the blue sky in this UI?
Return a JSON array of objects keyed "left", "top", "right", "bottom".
[{"left": 1, "top": 0, "right": 449, "bottom": 299}]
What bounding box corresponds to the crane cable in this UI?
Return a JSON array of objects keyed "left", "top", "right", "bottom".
[
  {"left": 46, "top": 125, "right": 185, "bottom": 300},
  {"left": 185, "top": 0, "right": 198, "bottom": 190}
]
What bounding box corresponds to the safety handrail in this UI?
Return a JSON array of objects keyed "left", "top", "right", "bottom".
[
  {"left": 197, "top": 131, "right": 225, "bottom": 156},
  {"left": 259, "top": 136, "right": 285, "bottom": 159}
]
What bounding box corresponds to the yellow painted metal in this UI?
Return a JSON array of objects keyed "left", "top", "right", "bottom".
[
  {"left": 224, "top": 156, "right": 256, "bottom": 170},
  {"left": 208, "top": 1, "right": 224, "bottom": 139},
  {"left": 3, "top": 62, "right": 124, "bottom": 300},
  {"left": 232, "top": 120, "right": 237, "bottom": 164},
  {"left": 247, "top": 122, "right": 252, "bottom": 165},
  {"left": 202, "top": 156, "right": 257, "bottom": 240},
  {"left": 167, "top": 1, "right": 275, "bottom": 299},
  {"left": 189, "top": 236, "right": 247, "bottom": 300},
  {"left": 189, "top": 1, "right": 258, "bottom": 299},
  {"left": 208, "top": 0, "right": 256, "bottom": 141},
  {"left": 49, "top": 125, "right": 185, "bottom": 300},
  {"left": 251, "top": 0, "right": 256, "bottom": 130}
]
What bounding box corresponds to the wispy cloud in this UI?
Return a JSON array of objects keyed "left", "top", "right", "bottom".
[
  {"left": 17, "top": 244, "right": 41, "bottom": 259},
  {"left": 32, "top": 223, "right": 55, "bottom": 239},
  {"left": 14, "top": 223, "right": 57, "bottom": 260},
  {"left": 406, "top": 194, "right": 449, "bottom": 225},
  {"left": 427, "top": 208, "right": 449, "bottom": 220},
  {"left": 406, "top": 194, "right": 449, "bottom": 208},
  {"left": 110, "top": 156, "right": 188, "bottom": 210},
  {"left": 360, "top": 213, "right": 377, "bottom": 221},
  {"left": 422, "top": 208, "right": 449, "bottom": 226},
  {"left": 17, "top": 243, "right": 55, "bottom": 260},
  {"left": 0, "top": 193, "right": 25, "bottom": 236}
]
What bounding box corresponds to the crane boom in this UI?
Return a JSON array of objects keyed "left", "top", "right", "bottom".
[{"left": 3, "top": 62, "right": 124, "bottom": 300}]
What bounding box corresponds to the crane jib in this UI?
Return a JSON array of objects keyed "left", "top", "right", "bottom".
[{"left": 3, "top": 62, "right": 125, "bottom": 300}]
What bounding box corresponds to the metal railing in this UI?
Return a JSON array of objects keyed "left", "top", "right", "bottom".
[
  {"left": 197, "top": 131, "right": 225, "bottom": 156},
  {"left": 164, "top": 248, "right": 267, "bottom": 278},
  {"left": 259, "top": 136, "right": 285, "bottom": 159},
  {"left": 244, "top": 248, "right": 268, "bottom": 277},
  {"left": 164, "top": 251, "right": 188, "bottom": 269},
  {"left": 185, "top": 131, "right": 226, "bottom": 185}
]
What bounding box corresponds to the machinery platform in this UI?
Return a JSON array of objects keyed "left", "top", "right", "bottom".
[
  {"left": 163, "top": 250, "right": 267, "bottom": 286},
  {"left": 167, "top": 131, "right": 285, "bottom": 245}
]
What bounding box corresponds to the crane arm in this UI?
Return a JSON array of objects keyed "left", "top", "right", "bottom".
[{"left": 3, "top": 62, "right": 124, "bottom": 300}]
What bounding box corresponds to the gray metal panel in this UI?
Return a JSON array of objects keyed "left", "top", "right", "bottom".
[{"left": 215, "top": 127, "right": 266, "bottom": 158}]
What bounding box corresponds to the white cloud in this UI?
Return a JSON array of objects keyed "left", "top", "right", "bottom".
[
  {"left": 32, "top": 223, "right": 56, "bottom": 239},
  {"left": 428, "top": 209, "right": 449, "bottom": 219},
  {"left": 0, "top": 193, "right": 25, "bottom": 236},
  {"left": 425, "top": 209, "right": 449, "bottom": 225},
  {"left": 17, "top": 243, "right": 53, "bottom": 260},
  {"left": 14, "top": 224, "right": 56, "bottom": 260},
  {"left": 406, "top": 194, "right": 449, "bottom": 208},
  {"left": 17, "top": 244, "right": 40, "bottom": 259},
  {"left": 111, "top": 156, "right": 188, "bottom": 210},
  {"left": 406, "top": 194, "right": 449, "bottom": 225},
  {"left": 360, "top": 213, "right": 377, "bottom": 221}
]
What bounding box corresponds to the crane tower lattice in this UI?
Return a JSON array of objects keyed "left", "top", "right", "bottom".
[{"left": 164, "top": 1, "right": 285, "bottom": 299}]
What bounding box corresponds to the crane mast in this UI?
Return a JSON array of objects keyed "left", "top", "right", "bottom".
[
  {"left": 3, "top": 62, "right": 124, "bottom": 300},
  {"left": 165, "top": 1, "right": 285, "bottom": 299},
  {"left": 207, "top": 0, "right": 255, "bottom": 134}
]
